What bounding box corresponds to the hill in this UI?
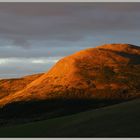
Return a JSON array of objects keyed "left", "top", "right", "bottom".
[
  {"left": 0, "top": 44, "right": 140, "bottom": 107},
  {"left": 0, "top": 98, "right": 140, "bottom": 137},
  {"left": 0, "top": 73, "right": 43, "bottom": 100}
]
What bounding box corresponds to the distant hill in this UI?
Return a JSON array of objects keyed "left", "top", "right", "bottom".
[
  {"left": 0, "top": 44, "right": 140, "bottom": 107},
  {"left": 0, "top": 73, "right": 43, "bottom": 99}
]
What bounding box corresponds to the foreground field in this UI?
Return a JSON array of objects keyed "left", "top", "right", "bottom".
[{"left": 0, "top": 98, "right": 140, "bottom": 137}]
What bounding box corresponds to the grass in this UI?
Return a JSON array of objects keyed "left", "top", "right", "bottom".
[{"left": 0, "top": 98, "right": 140, "bottom": 137}]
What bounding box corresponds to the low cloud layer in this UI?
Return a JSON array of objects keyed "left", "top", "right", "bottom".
[
  {"left": 0, "top": 57, "right": 62, "bottom": 78},
  {"left": 0, "top": 3, "right": 140, "bottom": 78}
]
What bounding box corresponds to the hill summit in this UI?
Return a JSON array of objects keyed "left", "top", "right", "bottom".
[{"left": 0, "top": 44, "right": 140, "bottom": 107}]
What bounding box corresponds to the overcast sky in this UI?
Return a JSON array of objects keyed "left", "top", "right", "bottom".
[{"left": 0, "top": 3, "right": 140, "bottom": 78}]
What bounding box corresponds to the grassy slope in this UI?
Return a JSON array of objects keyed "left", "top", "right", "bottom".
[
  {"left": 0, "top": 73, "right": 43, "bottom": 99},
  {"left": 0, "top": 99, "right": 140, "bottom": 137}
]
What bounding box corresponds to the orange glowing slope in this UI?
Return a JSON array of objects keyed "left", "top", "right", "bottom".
[
  {"left": 0, "top": 44, "right": 140, "bottom": 107},
  {"left": 0, "top": 73, "right": 43, "bottom": 99}
]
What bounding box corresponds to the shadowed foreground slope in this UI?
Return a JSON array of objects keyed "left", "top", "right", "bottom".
[
  {"left": 0, "top": 98, "right": 140, "bottom": 137},
  {"left": 0, "top": 98, "right": 124, "bottom": 126}
]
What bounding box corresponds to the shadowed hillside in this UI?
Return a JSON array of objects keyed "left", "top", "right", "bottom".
[
  {"left": 0, "top": 98, "right": 125, "bottom": 126},
  {"left": 0, "top": 44, "right": 139, "bottom": 107},
  {"left": 0, "top": 98, "right": 140, "bottom": 137}
]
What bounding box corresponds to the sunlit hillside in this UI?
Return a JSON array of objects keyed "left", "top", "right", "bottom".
[{"left": 0, "top": 44, "right": 140, "bottom": 107}]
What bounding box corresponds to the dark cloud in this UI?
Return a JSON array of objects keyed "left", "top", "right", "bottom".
[
  {"left": 0, "top": 3, "right": 140, "bottom": 48},
  {"left": 0, "top": 3, "right": 140, "bottom": 78}
]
